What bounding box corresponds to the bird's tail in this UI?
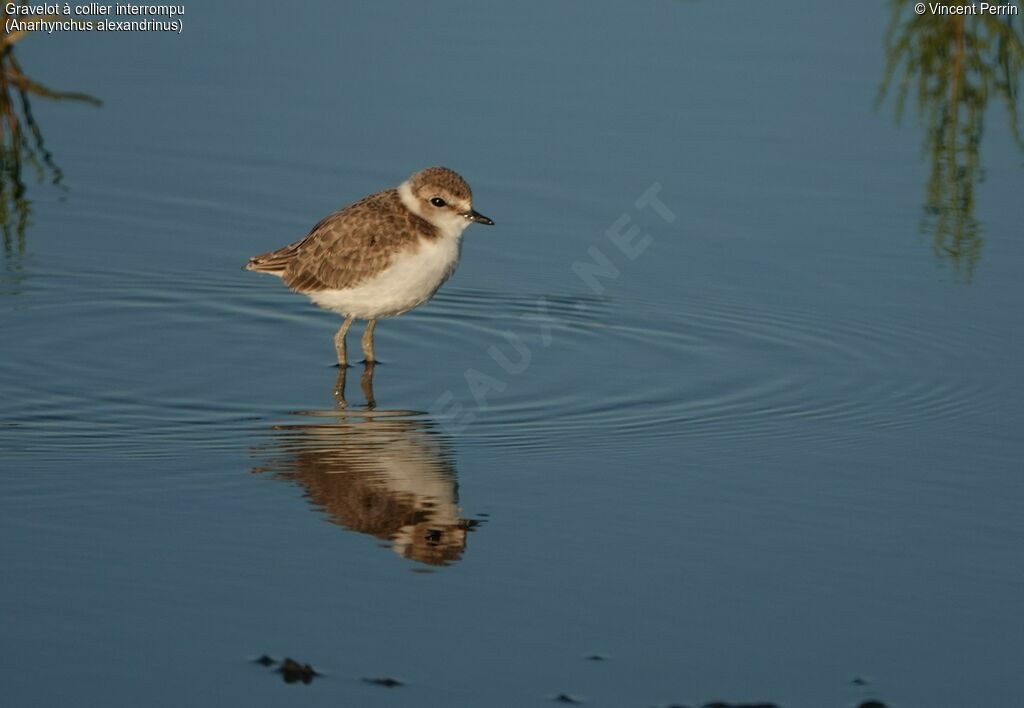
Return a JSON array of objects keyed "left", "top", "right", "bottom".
[{"left": 244, "top": 246, "right": 298, "bottom": 274}]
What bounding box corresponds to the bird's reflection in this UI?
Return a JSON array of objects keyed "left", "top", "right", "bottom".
[
  {"left": 0, "top": 24, "right": 100, "bottom": 263},
  {"left": 877, "top": 1, "right": 1023, "bottom": 282},
  {"left": 252, "top": 364, "right": 480, "bottom": 567}
]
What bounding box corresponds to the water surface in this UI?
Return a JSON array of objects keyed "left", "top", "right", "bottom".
[{"left": 2, "top": 2, "right": 1023, "bottom": 707}]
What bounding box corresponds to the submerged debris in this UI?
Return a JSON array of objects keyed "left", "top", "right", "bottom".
[
  {"left": 363, "top": 676, "right": 404, "bottom": 688},
  {"left": 277, "top": 657, "right": 319, "bottom": 684}
]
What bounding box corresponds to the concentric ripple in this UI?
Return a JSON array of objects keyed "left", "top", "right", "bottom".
[
  {"left": 0, "top": 254, "right": 1002, "bottom": 466},
  {"left": 402, "top": 287, "right": 1001, "bottom": 459}
]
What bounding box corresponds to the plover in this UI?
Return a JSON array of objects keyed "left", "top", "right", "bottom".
[{"left": 246, "top": 167, "right": 493, "bottom": 365}]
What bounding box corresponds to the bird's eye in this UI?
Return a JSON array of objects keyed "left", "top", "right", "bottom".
[{"left": 430, "top": 197, "right": 447, "bottom": 208}]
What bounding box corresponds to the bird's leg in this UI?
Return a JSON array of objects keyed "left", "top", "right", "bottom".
[
  {"left": 361, "top": 319, "right": 377, "bottom": 364},
  {"left": 361, "top": 362, "right": 376, "bottom": 410},
  {"left": 335, "top": 316, "right": 354, "bottom": 367}
]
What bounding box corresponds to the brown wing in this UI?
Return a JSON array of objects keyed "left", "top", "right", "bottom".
[{"left": 246, "top": 189, "right": 435, "bottom": 292}]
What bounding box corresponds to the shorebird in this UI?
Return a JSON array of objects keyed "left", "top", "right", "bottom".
[{"left": 245, "top": 167, "right": 493, "bottom": 365}]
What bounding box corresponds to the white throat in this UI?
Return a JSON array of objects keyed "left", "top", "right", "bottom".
[{"left": 398, "top": 180, "right": 471, "bottom": 240}]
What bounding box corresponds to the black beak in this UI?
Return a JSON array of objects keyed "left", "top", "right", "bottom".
[{"left": 464, "top": 209, "right": 494, "bottom": 226}]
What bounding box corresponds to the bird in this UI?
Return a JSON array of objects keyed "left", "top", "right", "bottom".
[{"left": 245, "top": 167, "right": 493, "bottom": 365}]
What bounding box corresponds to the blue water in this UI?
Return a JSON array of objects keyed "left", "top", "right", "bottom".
[{"left": 2, "top": 2, "right": 1022, "bottom": 707}]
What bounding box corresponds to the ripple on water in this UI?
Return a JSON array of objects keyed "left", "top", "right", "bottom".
[
  {"left": 0, "top": 256, "right": 1000, "bottom": 465},
  {"left": 405, "top": 288, "right": 999, "bottom": 460}
]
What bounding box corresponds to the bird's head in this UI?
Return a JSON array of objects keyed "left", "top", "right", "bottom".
[{"left": 399, "top": 166, "right": 494, "bottom": 237}]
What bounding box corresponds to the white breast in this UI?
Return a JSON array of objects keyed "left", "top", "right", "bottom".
[{"left": 307, "top": 236, "right": 463, "bottom": 319}]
